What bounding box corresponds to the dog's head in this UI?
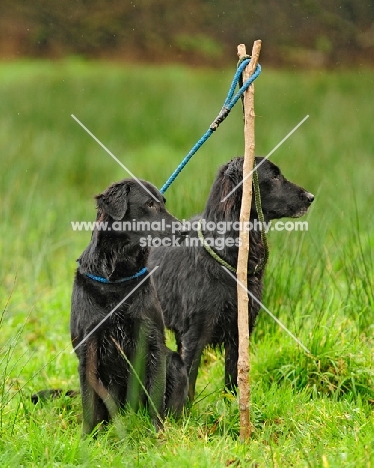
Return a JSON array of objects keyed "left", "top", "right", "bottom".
[
  {"left": 254, "top": 157, "right": 314, "bottom": 219},
  {"left": 209, "top": 156, "right": 314, "bottom": 221},
  {"left": 95, "top": 178, "right": 183, "bottom": 243}
]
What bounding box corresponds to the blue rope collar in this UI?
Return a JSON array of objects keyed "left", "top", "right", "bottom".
[{"left": 78, "top": 262, "right": 148, "bottom": 284}]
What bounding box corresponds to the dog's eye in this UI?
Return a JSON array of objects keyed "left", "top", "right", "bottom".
[
  {"left": 146, "top": 201, "right": 154, "bottom": 208},
  {"left": 272, "top": 175, "right": 280, "bottom": 180}
]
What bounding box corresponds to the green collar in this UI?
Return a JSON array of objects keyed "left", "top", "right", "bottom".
[
  {"left": 197, "top": 219, "right": 237, "bottom": 273},
  {"left": 197, "top": 165, "right": 269, "bottom": 275},
  {"left": 197, "top": 218, "right": 267, "bottom": 276}
]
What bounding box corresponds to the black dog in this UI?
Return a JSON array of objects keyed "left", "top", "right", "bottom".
[
  {"left": 148, "top": 157, "right": 314, "bottom": 400},
  {"left": 70, "top": 178, "right": 187, "bottom": 435}
]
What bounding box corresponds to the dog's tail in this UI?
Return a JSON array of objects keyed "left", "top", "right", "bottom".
[{"left": 31, "top": 388, "right": 79, "bottom": 404}]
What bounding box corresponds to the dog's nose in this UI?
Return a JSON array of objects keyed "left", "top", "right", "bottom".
[{"left": 306, "top": 192, "right": 314, "bottom": 203}]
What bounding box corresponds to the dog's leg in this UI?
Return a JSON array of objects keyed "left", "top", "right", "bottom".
[
  {"left": 181, "top": 338, "right": 207, "bottom": 402},
  {"left": 146, "top": 344, "right": 166, "bottom": 430},
  {"left": 224, "top": 338, "right": 238, "bottom": 394},
  {"left": 79, "top": 351, "right": 108, "bottom": 435},
  {"left": 181, "top": 321, "right": 214, "bottom": 402},
  {"left": 117, "top": 327, "right": 166, "bottom": 431},
  {"left": 187, "top": 355, "right": 202, "bottom": 401},
  {"left": 81, "top": 338, "right": 118, "bottom": 435},
  {"left": 80, "top": 373, "right": 108, "bottom": 435},
  {"left": 164, "top": 350, "right": 188, "bottom": 416}
]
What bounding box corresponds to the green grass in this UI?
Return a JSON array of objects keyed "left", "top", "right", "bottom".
[{"left": 0, "top": 58, "right": 373, "bottom": 467}]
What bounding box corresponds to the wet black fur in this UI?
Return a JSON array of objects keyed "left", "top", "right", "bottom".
[
  {"left": 148, "top": 157, "right": 314, "bottom": 400},
  {"left": 70, "top": 179, "right": 188, "bottom": 435}
]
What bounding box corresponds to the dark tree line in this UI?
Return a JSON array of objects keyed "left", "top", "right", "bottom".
[{"left": 1, "top": 0, "right": 374, "bottom": 66}]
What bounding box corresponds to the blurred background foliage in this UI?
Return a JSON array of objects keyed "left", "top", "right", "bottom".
[{"left": 1, "top": 0, "right": 374, "bottom": 67}]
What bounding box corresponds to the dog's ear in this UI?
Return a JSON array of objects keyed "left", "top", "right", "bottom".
[
  {"left": 223, "top": 158, "right": 243, "bottom": 186},
  {"left": 95, "top": 183, "right": 130, "bottom": 220}
]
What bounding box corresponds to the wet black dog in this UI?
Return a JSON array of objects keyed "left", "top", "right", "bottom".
[
  {"left": 69, "top": 179, "right": 187, "bottom": 435},
  {"left": 148, "top": 157, "right": 314, "bottom": 400}
]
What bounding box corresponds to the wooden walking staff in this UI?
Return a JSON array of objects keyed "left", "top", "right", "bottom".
[{"left": 236, "top": 40, "right": 262, "bottom": 442}]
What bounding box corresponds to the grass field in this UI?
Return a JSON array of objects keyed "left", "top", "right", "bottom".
[{"left": 0, "top": 59, "right": 373, "bottom": 467}]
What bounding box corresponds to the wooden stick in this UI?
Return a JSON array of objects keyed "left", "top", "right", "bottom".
[{"left": 236, "top": 40, "right": 262, "bottom": 442}]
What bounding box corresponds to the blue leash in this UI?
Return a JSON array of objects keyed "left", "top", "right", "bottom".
[{"left": 159, "top": 58, "right": 261, "bottom": 194}]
